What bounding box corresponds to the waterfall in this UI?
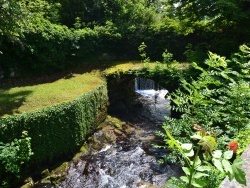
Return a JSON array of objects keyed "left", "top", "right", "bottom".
[
  {"left": 134, "top": 77, "right": 170, "bottom": 121},
  {"left": 135, "top": 77, "right": 156, "bottom": 90}
]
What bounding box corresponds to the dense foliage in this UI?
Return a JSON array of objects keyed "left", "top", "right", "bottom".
[
  {"left": 0, "top": 85, "right": 107, "bottom": 187},
  {"left": 1, "top": 0, "right": 250, "bottom": 77},
  {"left": 0, "top": 131, "right": 33, "bottom": 187},
  {"left": 1, "top": 0, "right": 250, "bottom": 186},
  {"left": 155, "top": 45, "right": 250, "bottom": 187}
]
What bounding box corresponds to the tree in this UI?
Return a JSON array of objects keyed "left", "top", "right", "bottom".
[
  {"left": 164, "top": 0, "right": 250, "bottom": 37},
  {"left": 0, "top": 0, "right": 29, "bottom": 41}
]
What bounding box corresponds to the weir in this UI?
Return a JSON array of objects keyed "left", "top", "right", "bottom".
[
  {"left": 134, "top": 77, "right": 170, "bottom": 122},
  {"left": 135, "top": 77, "right": 156, "bottom": 90},
  {"left": 33, "top": 75, "right": 181, "bottom": 188}
]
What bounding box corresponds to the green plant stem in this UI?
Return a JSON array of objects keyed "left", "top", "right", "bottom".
[
  {"left": 237, "top": 83, "right": 240, "bottom": 134},
  {"left": 188, "top": 146, "right": 201, "bottom": 188}
]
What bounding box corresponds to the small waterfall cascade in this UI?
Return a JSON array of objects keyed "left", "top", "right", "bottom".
[
  {"left": 31, "top": 76, "right": 179, "bottom": 188},
  {"left": 135, "top": 77, "right": 156, "bottom": 90},
  {"left": 134, "top": 77, "right": 170, "bottom": 121}
]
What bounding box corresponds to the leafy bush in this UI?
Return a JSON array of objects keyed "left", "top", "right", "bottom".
[
  {"left": 162, "top": 49, "right": 173, "bottom": 64},
  {"left": 0, "top": 18, "right": 77, "bottom": 76},
  {"left": 156, "top": 45, "right": 250, "bottom": 187},
  {"left": 235, "top": 128, "right": 250, "bottom": 156},
  {"left": 0, "top": 131, "right": 33, "bottom": 187},
  {"left": 184, "top": 43, "right": 208, "bottom": 64},
  {"left": 164, "top": 126, "right": 246, "bottom": 188},
  {"left": 169, "top": 46, "right": 250, "bottom": 142}
]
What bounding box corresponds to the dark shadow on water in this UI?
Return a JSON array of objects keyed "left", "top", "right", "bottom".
[{"left": 0, "top": 90, "right": 33, "bottom": 116}]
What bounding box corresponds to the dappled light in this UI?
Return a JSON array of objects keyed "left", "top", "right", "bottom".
[
  {"left": 1, "top": 0, "right": 250, "bottom": 187},
  {"left": 0, "top": 90, "right": 33, "bottom": 116}
]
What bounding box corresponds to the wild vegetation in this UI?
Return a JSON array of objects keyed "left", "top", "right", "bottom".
[
  {"left": 1, "top": 0, "right": 250, "bottom": 77},
  {"left": 155, "top": 45, "right": 250, "bottom": 187},
  {"left": 1, "top": 0, "right": 250, "bottom": 187}
]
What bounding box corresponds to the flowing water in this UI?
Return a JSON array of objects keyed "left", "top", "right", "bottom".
[
  {"left": 34, "top": 77, "right": 181, "bottom": 188},
  {"left": 134, "top": 77, "right": 170, "bottom": 122}
]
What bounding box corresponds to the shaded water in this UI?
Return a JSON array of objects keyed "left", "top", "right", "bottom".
[
  {"left": 135, "top": 77, "right": 170, "bottom": 122},
  {"left": 34, "top": 77, "right": 181, "bottom": 188}
]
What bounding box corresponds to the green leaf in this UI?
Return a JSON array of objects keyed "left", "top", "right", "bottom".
[
  {"left": 228, "top": 171, "right": 235, "bottom": 181},
  {"left": 202, "top": 153, "right": 211, "bottom": 161},
  {"left": 191, "top": 134, "right": 202, "bottom": 140},
  {"left": 212, "top": 158, "right": 224, "bottom": 172},
  {"left": 181, "top": 143, "right": 193, "bottom": 150},
  {"left": 184, "top": 149, "right": 194, "bottom": 157},
  {"left": 180, "top": 176, "right": 189, "bottom": 183},
  {"left": 190, "top": 156, "right": 201, "bottom": 167},
  {"left": 223, "top": 150, "right": 233, "bottom": 160},
  {"left": 222, "top": 159, "right": 233, "bottom": 174},
  {"left": 196, "top": 165, "right": 211, "bottom": 172},
  {"left": 182, "top": 167, "right": 190, "bottom": 175},
  {"left": 232, "top": 165, "right": 246, "bottom": 186},
  {"left": 198, "top": 136, "right": 217, "bottom": 153},
  {"left": 212, "top": 150, "right": 222, "bottom": 159},
  {"left": 233, "top": 158, "right": 244, "bottom": 167},
  {"left": 191, "top": 179, "right": 207, "bottom": 188},
  {"left": 193, "top": 172, "right": 209, "bottom": 178},
  {"left": 246, "top": 122, "right": 250, "bottom": 129}
]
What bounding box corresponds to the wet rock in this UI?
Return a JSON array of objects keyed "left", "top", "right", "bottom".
[
  {"left": 136, "top": 181, "right": 158, "bottom": 188},
  {"left": 41, "top": 169, "right": 50, "bottom": 178},
  {"left": 50, "top": 162, "right": 68, "bottom": 177},
  {"left": 139, "top": 135, "right": 155, "bottom": 142},
  {"left": 21, "top": 177, "right": 34, "bottom": 188},
  {"left": 40, "top": 177, "right": 51, "bottom": 185},
  {"left": 106, "top": 115, "right": 126, "bottom": 129},
  {"left": 124, "top": 124, "right": 135, "bottom": 134},
  {"left": 104, "top": 130, "right": 117, "bottom": 142},
  {"left": 114, "top": 128, "right": 124, "bottom": 135}
]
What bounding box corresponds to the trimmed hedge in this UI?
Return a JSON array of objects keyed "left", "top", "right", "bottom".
[{"left": 0, "top": 84, "right": 108, "bottom": 165}]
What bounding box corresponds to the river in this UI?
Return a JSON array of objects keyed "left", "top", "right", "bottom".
[{"left": 32, "top": 77, "right": 181, "bottom": 188}]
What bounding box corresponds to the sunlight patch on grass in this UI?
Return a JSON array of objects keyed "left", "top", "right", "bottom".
[
  {"left": 0, "top": 60, "right": 190, "bottom": 117},
  {"left": 103, "top": 61, "right": 190, "bottom": 75},
  {"left": 0, "top": 72, "right": 105, "bottom": 117},
  {"left": 103, "top": 60, "right": 143, "bottom": 75}
]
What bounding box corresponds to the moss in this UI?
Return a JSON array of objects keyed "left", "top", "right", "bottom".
[
  {"left": 20, "top": 177, "right": 34, "bottom": 188},
  {"left": 41, "top": 169, "right": 50, "bottom": 178},
  {"left": 51, "top": 162, "right": 68, "bottom": 175},
  {"left": 49, "top": 162, "right": 69, "bottom": 185},
  {"left": 107, "top": 115, "right": 126, "bottom": 129},
  {"left": 20, "top": 184, "right": 32, "bottom": 188},
  {"left": 80, "top": 144, "right": 89, "bottom": 153}
]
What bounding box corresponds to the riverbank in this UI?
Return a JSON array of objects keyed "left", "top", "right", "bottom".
[{"left": 24, "top": 87, "right": 182, "bottom": 188}]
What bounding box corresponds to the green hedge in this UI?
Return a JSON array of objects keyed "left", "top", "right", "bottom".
[{"left": 0, "top": 84, "right": 108, "bottom": 165}]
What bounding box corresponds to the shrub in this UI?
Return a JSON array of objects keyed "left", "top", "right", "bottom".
[
  {"left": 0, "top": 84, "right": 108, "bottom": 165},
  {"left": 169, "top": 47, "right": 250, "bottom": 143},
  {"left": 156, "top": 45, "right": 250, "bottom": 187},
  {"left": 0, "top": 131, "right": 33, "bottom": 187}
]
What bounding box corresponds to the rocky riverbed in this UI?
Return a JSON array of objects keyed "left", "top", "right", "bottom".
[{"left": 22, "top": 78, "right": 182, "bottom": 188}]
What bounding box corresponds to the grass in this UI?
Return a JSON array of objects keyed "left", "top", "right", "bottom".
[
  {"left": 0, "top": 60, "right": 190, "bottom": 117},
  {"left": 102, "top": 60, "right": 143, "bottom": 75},
  {"left": 0, "top": 71, "right": 105, "bottom": 117},
  {"left": 103, "top": 60, "right": 190, "bottom": 75}
]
